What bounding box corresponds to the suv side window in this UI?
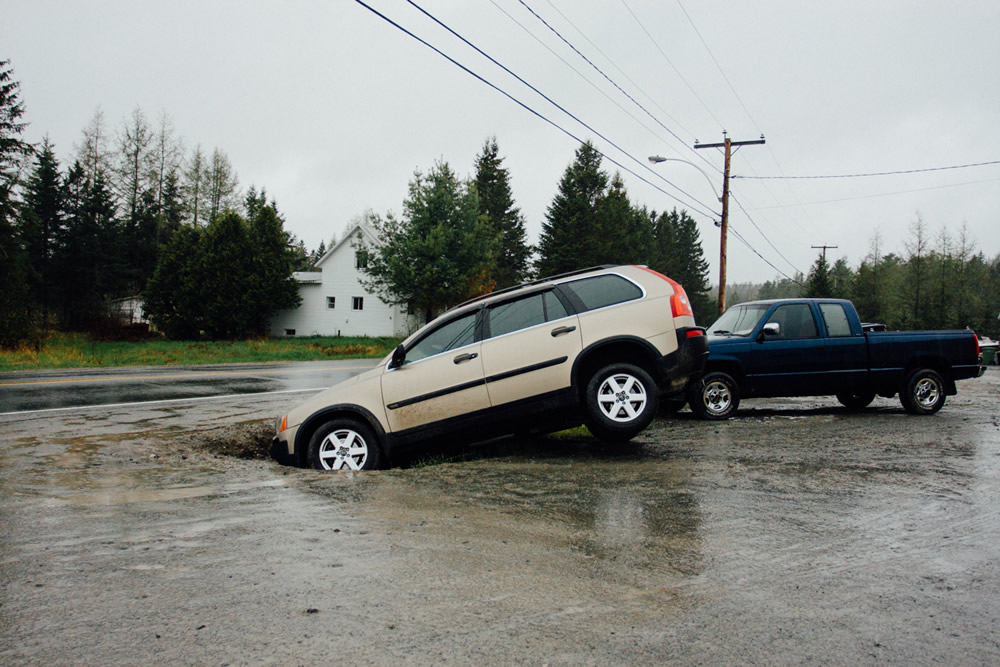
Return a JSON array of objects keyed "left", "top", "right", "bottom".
[
  {"left": 819, "top": 303, "right": 852, "bottom": 337},
  {"left": 766, "top": 303, "right": 818, "bottom": 339},
  {"left": 562, "top": 274, "right": 642, "bottom": 311},
  {"left": 405, "top": 311, "right": 478, "bottom": 363},
  {"left": 487, "top": 291, "right": 569, "bottom": 338}
]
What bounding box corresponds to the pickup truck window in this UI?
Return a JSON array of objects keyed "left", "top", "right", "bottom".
[
  {"left": 819, "top": 303, "right": 852, "bottom": 337},
  {"left": 709, "top": 303, "right": 769, "bottom": 336},
  {"left": 766, "top": 304, "right": 818, "bottom": 339}
]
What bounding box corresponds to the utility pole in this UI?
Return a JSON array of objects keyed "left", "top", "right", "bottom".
[
  {"left": 694, "top": 133, "right": 765, "bottom": 314},
  {"left": 811, "top": 245, "right": 838, "bottom": 261}
]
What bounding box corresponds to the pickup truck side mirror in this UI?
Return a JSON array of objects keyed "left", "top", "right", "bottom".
[
  {"left": 388, "top": 344, "right": 406, "bottom": 370},
  {"left": 758, "top": 322, "right": 780, "bottom": 342}
]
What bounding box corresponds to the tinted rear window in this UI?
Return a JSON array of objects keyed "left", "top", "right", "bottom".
[{"left": 563, "top": 274, "right": 642, "bottom": 311}]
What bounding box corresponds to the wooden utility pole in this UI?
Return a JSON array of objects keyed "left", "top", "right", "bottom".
[
  {"left": 694, "top": 133, "right": 765, "bottom": 314},
  {"left": 811, "top": 244, "right": 838, "bottom": 261}
]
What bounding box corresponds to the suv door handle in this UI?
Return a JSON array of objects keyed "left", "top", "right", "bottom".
[
  {"left": 453, "top": 352, "right": 478, "bottom": 364},
  {"left": 551, "top": 326, "right": 577, "bottom": 337}
]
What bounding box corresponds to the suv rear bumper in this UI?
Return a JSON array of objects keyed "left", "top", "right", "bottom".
[{"left": 658, "top": 327, "right": 709, "bottom": 393}]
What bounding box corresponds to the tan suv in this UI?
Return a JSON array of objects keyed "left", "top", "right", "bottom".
[{"left": 273, "top": 265, "right": 707, "bottom": 470}]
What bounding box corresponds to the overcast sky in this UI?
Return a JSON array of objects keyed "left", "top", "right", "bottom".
[{"left": 6, "top": 0, "right": 999, "bottom": 285}]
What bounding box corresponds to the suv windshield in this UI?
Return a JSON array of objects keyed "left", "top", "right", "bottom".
[{"left": 708, "top": 303, "right": 769, "bottom": 336}]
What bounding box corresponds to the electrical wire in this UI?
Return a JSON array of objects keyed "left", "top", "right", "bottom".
[
  {"left": 729, "top": 225, "right": 804, "bottom": 285},
  {"left": 517, "top": 0, "right": 720, "bottom": 175},
  {"left": 404, "top": 0, "right": 718, "bottom": 217},
  {"left": 353, "top": 0, "right": 720, "bottom": 220},
  {"left": 730, "top": 192, "right": 804, "bottom": 276},
  {"left": 749, "top": 177, "right": 999, "bottom": 210},
  {"left": 733, "top": 160, "right": 1000, "bottom": 180}
]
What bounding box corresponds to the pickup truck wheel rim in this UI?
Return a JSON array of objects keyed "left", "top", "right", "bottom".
[
  {"left": 913, "top": 377, "right": 941, "bottom": 410},
  {"left": 703, "top": 380, "right": 732, "bottom": 415},
  {"left": 317, "top": 428, "right": 369, "bottom": 471},
  {"left": 597, "top": 373, "right": 647, "bottom": 423}
]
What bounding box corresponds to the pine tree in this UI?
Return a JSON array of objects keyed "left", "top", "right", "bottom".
[
  {"left": 0, "top": 59, "right": 36, "bottom": 346},
  {"left": 536, "top": 142, "right": 608, "bottom": 277},
  {"left": 474, "top": 137, "right": 532, "bottom": 288},
  {"left": 805, "top": 254, "right": 834, "bottom": 298},
  {"left": 19, "top": 138, "right": 64, "bottom": 321},
  {"left": 358, "top": 162, "right": 498, "bottom": 323}
]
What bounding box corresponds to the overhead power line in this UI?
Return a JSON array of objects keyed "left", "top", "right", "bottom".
[
  {"left": 733, "top": 160, "right": 1000, "bottom": 180},
  {"left": 353, "top": 0, "right": 719, "bottom": 219}
]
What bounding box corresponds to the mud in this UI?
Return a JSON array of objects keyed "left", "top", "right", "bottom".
[{"left": 1, "top": 371, "right": 998, "bottom": 664}]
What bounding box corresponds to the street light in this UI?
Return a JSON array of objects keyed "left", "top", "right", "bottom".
[{"left": 647, "top": 155, "right": 722, "bottom": 203}]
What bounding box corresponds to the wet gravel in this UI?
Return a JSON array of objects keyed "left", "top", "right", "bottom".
[{"left": 1, "top": 370, "right": 998, "bottom": 664}]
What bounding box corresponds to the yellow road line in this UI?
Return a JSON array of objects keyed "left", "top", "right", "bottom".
[{"left": 0, "top": 363, "right": 378, "bottom": 387}]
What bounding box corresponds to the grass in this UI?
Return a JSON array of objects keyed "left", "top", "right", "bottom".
[{"left": 0, "top": 333, "right": 401, "bottom": 372}]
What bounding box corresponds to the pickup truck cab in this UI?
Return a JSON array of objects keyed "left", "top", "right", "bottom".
[{"left": 687, "top": 298, "right": 986, "bottom": 419}]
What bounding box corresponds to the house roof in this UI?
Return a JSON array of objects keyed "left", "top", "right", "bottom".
[{"left": 314, "top": 222, "right": 379, "bottom": 269}]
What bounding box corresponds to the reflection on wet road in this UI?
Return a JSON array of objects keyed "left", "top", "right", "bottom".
[{"left": 0, "top": 360, "right": 379, "bottom": 414}]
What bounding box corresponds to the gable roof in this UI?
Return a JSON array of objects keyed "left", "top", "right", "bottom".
[{"left": 314, "top": 222, "right": 380, "bottom": 269}]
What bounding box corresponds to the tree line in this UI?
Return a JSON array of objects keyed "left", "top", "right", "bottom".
[
  {"left": 0, "top": 60, "right": 303, "bottom": 345},
  {"left": 359, "top": 140, "right": 715, "bottom": 324}
]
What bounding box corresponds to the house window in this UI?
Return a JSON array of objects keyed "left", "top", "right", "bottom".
[
  {"left": 327, "top": 296, "right": 336, "bottom": 309},
  {"left": 284, "top": 329, "right": 296, "bottom": 336},
  {"left": 352, "top": 297, "right": 364, "bottom": 311},
  {"left": 355, "top": 253, "right": 368, "bottom": 269}
]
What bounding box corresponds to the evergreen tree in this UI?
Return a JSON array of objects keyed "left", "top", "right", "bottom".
[
  {"left": 474, "top": 137, "right": 532, "bottom": 288},
  {"left": 19, "top": 138, "right": 64, "bottom": 322},
  {"left": 0, "top": 59, "right": 36, "bottom": 346},
  {"left": 246, "top": 204, "right": 301, "bottom": 335},
  {"left": 829, "top": 258, "right": 853, "bottom": 299},
  {"left": 144, "top": 225, "right": 204, "bottom": 339},
  {"left": 595, "top": 173, "right": 652, "bottom": 266},
  {"left": 536, "top": 141, "right": 608, "bottom": 276},
  {"left": 649, "top": 208, "right": 713, "bottom": 323},
  {"left": 358, "top": 162, "right": 498, "bottom": 323},
  {"left": 805, "top": 254, "right": 833, "bottom": 297}
]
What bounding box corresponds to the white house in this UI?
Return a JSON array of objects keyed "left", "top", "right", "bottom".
[{"left": 269, "top": 224, "right": 415, "bottom": 338}]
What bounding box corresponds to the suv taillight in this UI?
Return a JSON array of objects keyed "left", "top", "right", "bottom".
[{"left": 635, "top": 266, "right": 694, "bottom": 318}]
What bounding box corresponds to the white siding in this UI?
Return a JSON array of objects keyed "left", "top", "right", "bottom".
[{"left": 269, "top": 226, "right": 414, "bottom": 338}]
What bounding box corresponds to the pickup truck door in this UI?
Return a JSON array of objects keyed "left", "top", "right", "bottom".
[
  {"left": 747, "top": 303, "right": 829, "bottom": 396},
  {"left": 815, "top": 301, "right": 869, "bottom": 392}
]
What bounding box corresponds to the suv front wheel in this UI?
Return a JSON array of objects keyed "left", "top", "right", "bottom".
[{"left": 584, "top": 363, "right": 660, "bottom": 441}]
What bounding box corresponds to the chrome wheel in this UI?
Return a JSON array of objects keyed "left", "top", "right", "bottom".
[
  {"left": 912, "top": 376, "right": 941, "bottom": 411},
  {"left": 702, "top": 379, "right": 733, "bottom": 416},
  {"left": 316, "top": 428, "right": 370, "bottom": 470},
  {"left": 596, "top": 372, "right": 648, "bottom": 423}
]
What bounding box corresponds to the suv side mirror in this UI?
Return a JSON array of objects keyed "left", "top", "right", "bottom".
[{"left": 388, "top": 344, "right": 406, "bottom": 370}]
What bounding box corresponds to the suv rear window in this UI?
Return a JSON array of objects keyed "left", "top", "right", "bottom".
[{"left": 562, "top": 274, "right": 642, "bottom": 311}]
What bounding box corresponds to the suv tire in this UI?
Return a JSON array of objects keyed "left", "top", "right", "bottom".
[
  {"left": 584, "top": 363, "right": 659, "bottom": 441},
  {"left": 308, "top": 419, "right": 384, "bottom": 471}
]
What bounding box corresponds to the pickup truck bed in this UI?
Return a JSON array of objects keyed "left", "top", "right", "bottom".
[{"left": 687, "top": 298, "right": 986, "bottom": 419}]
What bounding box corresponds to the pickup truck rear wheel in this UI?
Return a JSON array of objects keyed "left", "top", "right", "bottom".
[
  {"left": 836, "top": 392, "right": 876, "bottom": 409},
  {"left": 900, "top": 368, "right": 946, "bottom": 415},
  {"left": 584, "top": 363, "right": 659, "bottom": 441},
  {"left": 688, "top": 371, "right": 740, "bottom": 420}
]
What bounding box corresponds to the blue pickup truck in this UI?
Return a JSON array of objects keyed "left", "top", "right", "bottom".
[{"left": 686, "top": 298, "right": 986, "bottom": 419}]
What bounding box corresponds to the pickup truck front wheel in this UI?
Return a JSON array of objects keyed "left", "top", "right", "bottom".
[
  {"left": 688, "top": 371, "right": 740, "bottom": 420},
  {"left": 900, "top": 368, "right": 946, "bottom": 415},
  {"left": 584, "top": 363, "right": 660, "bottom": 441},
  {"left": 836, "top": 392, "right": 876, "bottom": 409}
]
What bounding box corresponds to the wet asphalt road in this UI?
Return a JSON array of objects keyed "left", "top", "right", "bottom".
[
  {"left": 1, "top": 365, "right": 998, "bottom": 664},
  {"left": 0, "top": 359, "right": 379, "bottom": 414}
]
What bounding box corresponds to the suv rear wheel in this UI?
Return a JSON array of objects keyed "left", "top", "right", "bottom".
[{"left": 584, "top": 363, "right": 659, "bottom": 441}]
